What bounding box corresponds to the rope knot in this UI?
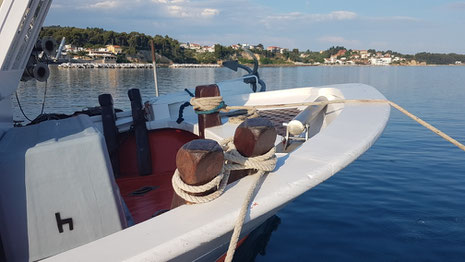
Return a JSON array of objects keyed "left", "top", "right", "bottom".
[
  {"left": 220, "top": 138, "right": 277, "bottom": 174},
  {"left": 190, "top": 96, "right": 226, "bottom": 114}
]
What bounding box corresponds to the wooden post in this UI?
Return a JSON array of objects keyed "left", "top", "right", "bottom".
[
  {"left": 195, "top": 84, "right": 222, "bottom": 138},
  {"left": 171, "top": 139, "right": 224, "bottom": 208},
  {"left": 98, "top": 94, "right": 120, "bottom": 178},
  {"left": 128, "top": 89, "right": 152, "bottom": 176},
  {"left": 228, "top": 117, "right": 277, "bottom": 183}
]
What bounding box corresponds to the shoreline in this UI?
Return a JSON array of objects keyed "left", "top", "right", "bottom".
[{"left": 55, "top": 62, "right": 465, "bottom": 69}]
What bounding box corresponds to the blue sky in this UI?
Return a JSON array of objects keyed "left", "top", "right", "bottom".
[{"left": 44, "top": 0, "right": 465, "bottom": 54}]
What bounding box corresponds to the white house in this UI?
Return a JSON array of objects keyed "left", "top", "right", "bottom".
[{"left": 370, "top": 57, "right": 392, "bottom": 65}]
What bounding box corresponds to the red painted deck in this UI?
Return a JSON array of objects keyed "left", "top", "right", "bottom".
[
  {"left": 116, "top": 128, "right": 198, "bottom": 223},
  {"left": 114, "top": 127, "right": 250, "bottom": 259}
]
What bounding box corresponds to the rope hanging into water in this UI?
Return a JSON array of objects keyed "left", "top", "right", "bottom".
[
  {"left": 15, "top": 92, "right": 33, "bottom": 122},
  {"left": 40, "top": 79, "right": 48, "bottom": 115},
  {"left": 221, "top": 138, "right": 277, "bottom": 262},
  {"left": 15, "top": 80, "right": 48, "bottom": 123},
  {"left": 187, "top": 96, "right": 465, "bottom": 152}
]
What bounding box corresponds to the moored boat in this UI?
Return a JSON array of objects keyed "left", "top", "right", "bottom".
[{"left": 0, "top": 1, "right": 390, "bottom": 261}]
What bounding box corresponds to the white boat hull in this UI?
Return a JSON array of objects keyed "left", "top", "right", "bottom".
[{"left": 44, "top": 83, "right": 390, "bottom": 261}]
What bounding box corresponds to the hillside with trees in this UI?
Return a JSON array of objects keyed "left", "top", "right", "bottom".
[
  {"left": 40, "top": 26, "right": 196, "bottom": 63},
  {"left": 40, "top": 26, "right": 465, "bottom": 65}
]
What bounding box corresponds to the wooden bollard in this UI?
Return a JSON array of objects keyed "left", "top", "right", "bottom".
[
  {"left": 171, "top": 139, "right": 224, "bottom": 208},
  {"left": 195, "top": 84, "right": 222, "bottom": 138},
  {"left": 228, "top": 117, "right": 277, "bottom": 183}
]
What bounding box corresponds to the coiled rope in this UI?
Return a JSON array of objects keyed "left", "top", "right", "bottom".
[
  {"left": 171, "top": 168, "right": 230, "bottom": 204},
  {"left": 188, "top": 96, "right": 465, "bottom": 152},
  {"left": 188, "top": 96, "right": 259, "bottom": 123},
  {"left": 171, "top": 137, "right": 277, "bottom": 262},
  {"left": 190, "top": 96, "right": 226, "bottom": 114}
]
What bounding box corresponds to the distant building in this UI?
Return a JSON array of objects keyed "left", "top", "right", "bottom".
[
  {"left": 230, "top": 44, "right": 241, "bottom": 50},
  {"left": 88, "top": 49, "right": 117, "bottom": 63},
  {"left": 455, "top": 61, "right": 462, "bottom": 65},
  {"left": 88, "top": 50, "right": 115, "bottom": 58},
  {"left": 241, "top": 43, "right": 255, "bottom": 50},
  {"left": 183, "top": 43, "right": 201, "bottom": 51},
  {"left": 325, "top": 56, "right": 338, "bottom": 64},
  {"left": 370, "top": 57, "right": 392, "bottom": 65},
  {"left": 64, "top": 44, "right": 77, "bottom": 53},
  {"left": 359, "top": 50, "right": 369, "bottom": 59},
  {"left": 267, "top": 46, "right": 280, "bottom": 53},
  {"left": 204, "top": 45, "right": 215, "bottom": 53},
  {"left": 279, "top": 48, "right": 288, "bottom": 54},
  {"left": 182, "top": 43, "right": 214, "bottom": 53},
  {"left": 106, "top": 45, "right": 122, "bottom": 54}
]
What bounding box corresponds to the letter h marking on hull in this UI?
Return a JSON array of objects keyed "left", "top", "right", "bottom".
[{"left": 55, "top": 212, "right": 74, "bottom": 233}]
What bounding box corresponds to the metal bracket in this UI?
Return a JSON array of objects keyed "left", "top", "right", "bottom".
[{"left": 283, "top": 122, "right": 310, "bottom": 149}]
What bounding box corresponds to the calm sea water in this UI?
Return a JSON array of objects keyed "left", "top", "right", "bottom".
[{"left": 15, "top": 66, "right": 465, "bottom": 261}]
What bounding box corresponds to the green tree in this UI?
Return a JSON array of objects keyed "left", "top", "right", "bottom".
[{"left": 214, "top": 44, "right": 234, "bottom": 60}]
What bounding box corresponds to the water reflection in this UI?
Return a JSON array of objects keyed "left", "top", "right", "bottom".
[
  {"left": 233, "top": 215, "right": 281, "bottom": 262},
  {"left": 13, "top": 66, "right": 246, "bottom": 122}
]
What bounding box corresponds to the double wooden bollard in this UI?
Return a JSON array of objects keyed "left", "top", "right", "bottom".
[{"left": 171, "top": 117, "right": 277, "bottom": 209}]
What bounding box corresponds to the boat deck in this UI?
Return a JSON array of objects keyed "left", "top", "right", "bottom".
[{"left": 116, "top": 128, "right": 198, "bottom": 223}]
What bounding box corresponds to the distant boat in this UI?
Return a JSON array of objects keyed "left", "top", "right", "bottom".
[{"left": 0, "top": 1, "right": 389, "bottom": 261}]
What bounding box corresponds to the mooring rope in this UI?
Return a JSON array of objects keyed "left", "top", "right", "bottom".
[
  {"left": 227, "top": 108, "right": 260, "bottom": 124},
  {"left": 15, "top": 80, "right": 49, "bottom": 123},
  {"left": 171, "top": 137, "right": 277, "bottom": 261},
  {"left": 171, "top": 168, "right": 230, "bottom": 203},
  {"left": 190, "top": 96, "right": 226, "bottom": 114},
  {"left": 236, "top": 99, "right": 465, "bottom": 152},
  {"left": 220, "top": 138, "right": 277, "bottom": 262},
  {"left": 180, "top": 95, "right": 464, "bottom": 261},
  {"left": 189, "top": 96, "right": 465, "bottom": 152}
]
